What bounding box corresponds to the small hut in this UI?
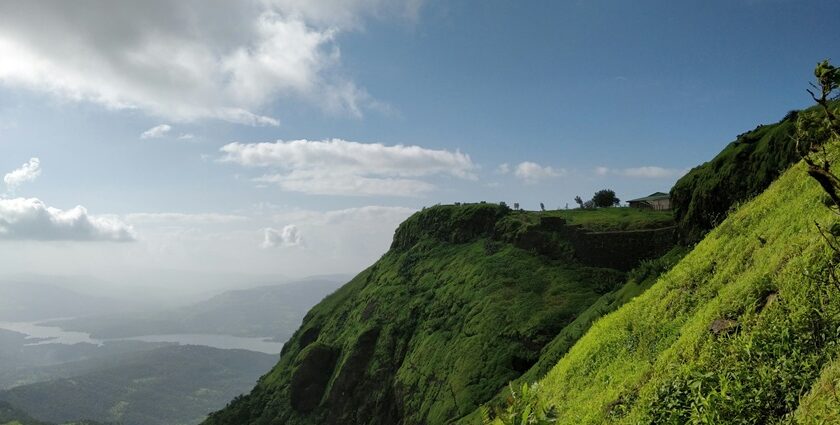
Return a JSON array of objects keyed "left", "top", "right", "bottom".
[{"left": 627, "top": 192, "right": 671, "bottom": 210}]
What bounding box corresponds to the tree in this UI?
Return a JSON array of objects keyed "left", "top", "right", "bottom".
[
  {"left": 574, "top": 196, "right": 583, "bottom": 208},
  {"left": 798, "top": 60, "right": 840, "bottom": 207},
  {"left": 540, "top": 202, "right": 546, "bottom": 211},
  {"left": 513, "top": 202, "right": 520, "bottom": 210},
  {"left": 795, "top": 59, "right": 840, "bottom": 291},
  {"left": 592, "top": 189, "right": 620, "bottom": 208}
]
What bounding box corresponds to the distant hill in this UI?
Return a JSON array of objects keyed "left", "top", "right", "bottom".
[
  {"left": 0, "top": 345, "right": 276, "bottom": 425},
  {"left": 0, "top": 281, "right": 125, "bottom": 322},
  {"left": 0, "top": 400, "right": 108, "bottom": 425},
  {"left": 48, "top": 278, "right": 345, "bottom": 342},
  {"left": 0, "top": 400, "right": 49, "bottom": 425}
]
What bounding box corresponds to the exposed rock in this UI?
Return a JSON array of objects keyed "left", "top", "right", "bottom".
[
  {"left": 327, "top": 328, "right": 382, "bottom": 424},
  {"left": 709, "top": 318, "right": 739, "bottom": 335},
  {"left": 763, "top": 292, "right": 779, "bottom": 309},
  {"left": 290, "top": 344, "right": 340, "bottom": 413},
  {"left": 298, "top": 327, "right": 320, "bottom": 349}
]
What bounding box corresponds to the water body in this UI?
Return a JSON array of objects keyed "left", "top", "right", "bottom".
[
  {"left": 120, "top": 333, "right": 285, "bottom": 354},
  {"left": 0, "top": 320, "right": 285, "bottom": 354}
]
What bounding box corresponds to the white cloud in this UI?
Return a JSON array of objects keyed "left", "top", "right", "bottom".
[
  {"left": 4, "top": 157, "right": 41, "bottom": 193},
  {"left": 514, "top": 161, "right": 565, "bottom": 183},
  {"left": 221, "top": 138, "right": 476, "bottom": 196},
  {"left": 140, "top": 124, "right": 171, "bottom": 139},
  {"left": 177, "top": 133, "right": 196, "bottom": 141},
  {"left": 496, "top": 163, "right": 510, "bottom": 174},
  {"left": 125, "top": 212, "right": 248, "bottom": 225},
  {"left": 0, "top": 197, "right": 135, "bottom": 242},
  {"left": 261, "top": 224, "right": 303, "bottom": 248},
  {"left": 0, "top": 1, "right": 419, "bottom": 125},
  {"left": 595, "top": 166, "right": 687, "bottom": 179}
]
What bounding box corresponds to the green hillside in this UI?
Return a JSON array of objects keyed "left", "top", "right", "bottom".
[
  {"left": 203, "top": 204, "right": 676, "bottom": 425},
  {"left": 495, "top": 141, "right": 840, "bottom": 423}
]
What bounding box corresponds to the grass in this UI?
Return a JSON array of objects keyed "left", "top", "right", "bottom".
[
  {"left": 498, "top": 146, "right": 840, "bottom": 424},
  {"left": 457, "top": 246, "right": 689, "bottom": 424},
  {"left": 494, "top": 207, "right": 673, "bottom": 233}
]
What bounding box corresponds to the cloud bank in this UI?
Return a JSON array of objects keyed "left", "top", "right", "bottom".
[
  {"left": 3, "top": 157, "right": 41, "bottom": 192},
  {"left": 221, "top": 139, "right": 476, "bottom": 196},
  {"left": 0, "top": 1, "right": 420, "bottom": 125},
  {"left": 0, "top": 197, "right": 135, "bottom": 242}
]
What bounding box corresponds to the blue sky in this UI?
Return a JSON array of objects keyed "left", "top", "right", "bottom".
[{"left": 0, "top": 0, "right": 837, "bottom": 287}]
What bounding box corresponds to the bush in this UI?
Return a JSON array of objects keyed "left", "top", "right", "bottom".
[{"left": 482, "top": 383, "right": 557, "bottom": 425}]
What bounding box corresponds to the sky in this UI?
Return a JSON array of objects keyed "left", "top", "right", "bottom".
[{"left": 0, "top": 0, "right": 838, "bottom": 290}]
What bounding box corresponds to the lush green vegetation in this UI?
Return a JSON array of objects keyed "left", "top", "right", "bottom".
[
  {"left": 482, "top": 139, "right": 840, "bottom": 423},
  {"left": 203, "top": 204, "right": 675, "bottom": 425},
  {"left": 456, "top": 246, "right": 688, "bottom": 424},
  {"left": 0, "top": 346, "right": 276, "bottom": 425}
]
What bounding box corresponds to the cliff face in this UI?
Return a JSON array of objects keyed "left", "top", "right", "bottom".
[{"left": 203, "top": 204, "right": 675, "bottom": 425}]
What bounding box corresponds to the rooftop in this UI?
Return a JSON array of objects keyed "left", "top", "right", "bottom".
[{"left": 628, "top": 192, "right": 670, "bottom": 203}]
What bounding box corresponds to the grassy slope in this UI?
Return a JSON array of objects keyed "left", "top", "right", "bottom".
[
  {"left": 522, "top": 152, "right": 840, "bottom": 423},
  {"left": 457, "top": 246, "right": 690, "bottom": 424},
  {"left": 203, "top": 204, "right": 673, "bottom": 425}
]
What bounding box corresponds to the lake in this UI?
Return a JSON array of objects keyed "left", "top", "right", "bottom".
[{"left": 0, "top": 320, "right": 285, "bottom": 354}]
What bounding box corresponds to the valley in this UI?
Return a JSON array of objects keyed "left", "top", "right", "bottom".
[{"left": 0, "top": 277, "right": 343, "bottom": 425}]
